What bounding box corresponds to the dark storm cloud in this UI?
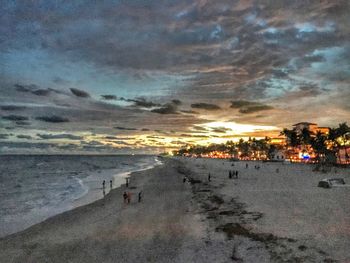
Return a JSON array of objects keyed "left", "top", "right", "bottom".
[
  {"left": 70, "top": 88, "right": 90, "bottom": 98},
  {"left": 230, "top": 100, "right": 274, "bottom": 114},
  {"left": 0, "top": 105, "right": 26, "bottom": 111},
  {"left": 131, "top": 98, "right": 160, "bottom": 108},
  {"left": 239, "top": 105, "right": 274, "bottom": 114},
  {"left": 13, "top": 84, "right": 60, "bottom": 97},
  {"left": 118, "top": 97, "right": 160, "bottom": 108},
  {"left": 101, "top": 95, "right": 117, "bottom": 100},
  {"left": 2, "top": 115, "right": 29, "bottom": 121},
  {"left": 35, "top": 115, "right": 69, "bottom": 123},
  {"left": 14, "top": 84, "right": 37, "bottom": 93},
  {"left": 31, "top": 89, "right": 51, "bottom": 96},
  {"left": 151, "top": 103, "right": 178, "bottom": 114},
  {"left": 230, "top": 100, "right": 262, "bottom": 109},
  {"left": 37, "top": 133, "right": 83, "bottom": 140},
  {"left": 191, "top": 103, "right": 221, "bottom": 110},
  {"left": 16, "top": 135, "right": 32, "bottom": 139},
  {"left": 15, "top": 121, "right": 31, "bottom": 126}
]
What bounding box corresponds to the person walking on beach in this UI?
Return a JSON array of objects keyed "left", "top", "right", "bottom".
[
  {"left": 110, "top": 180, "right": 113, "bottom": 188},
  {"left": 123, "top": 192, "right": 128, "bottom": 204},
  {"left": 102, "top": 180, "right": 106, "bottom": 188},
  {"left": 208, "top": 173, "right": 211, "bottom": 182},
  {"left": 229, "top": 170, "right": 232, "bottom": 179},
  {"left": 235, "top": 170, "right": 238, "bottom": 179},
  {"left": 183, "top": 177, "right": 187, "bottom": 183},
  {"left": 138, "top": 191, "right": 142, "bottom": 202},
  {"left": 246, "top": 163, "right": 248, "bottom": 169},
  {"left": 125, "top": 178, "right": 129, "bottom": 188},
  {"left": 127, "top": 192, "right": 132, "bottom": 204}
]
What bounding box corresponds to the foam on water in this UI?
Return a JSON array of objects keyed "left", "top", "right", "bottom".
[{"left": 0, "top": 155, "right": 161, "bottom": 237}]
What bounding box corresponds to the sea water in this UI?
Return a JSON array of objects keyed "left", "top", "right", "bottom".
[{"left": 0, "top": 155, "right": 162, "bottom": 237}]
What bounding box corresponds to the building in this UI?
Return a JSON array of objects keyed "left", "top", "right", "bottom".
[
  {"left": 270, "top": 149, "right": 286, "bottom": 161},
  {"left": 337, "top": 146, "right": 350, "bottom": 164},
  {"left": 292, "top": 122, "right": 330, "bottom": 136},
  {"left": 270, "top": 137, "right": 286, "bottom": 146}
]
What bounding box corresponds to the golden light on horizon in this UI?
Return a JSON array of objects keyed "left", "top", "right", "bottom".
[{"left": 200, "top": 121, "right": 279, "bottom": 134}]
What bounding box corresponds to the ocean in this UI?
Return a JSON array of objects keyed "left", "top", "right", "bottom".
[{"left": 0, "top": 155, "right": 162, "bottom": 237}]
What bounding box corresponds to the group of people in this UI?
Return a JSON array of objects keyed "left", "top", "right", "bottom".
[
  {"left": 254, "top": 165, "right": 261, "bottom": 170},
  {"left": 229, "top": 170, "right": 239, "bottom": 179},
  {"left": 101, "top": 178, "right": 143, "bottom": 204},
  {"left": 123, "top": 191, "right": 142, "bottom": 204},
  {"left": 102, "top": 180, "right": 113, "bottom": 189}
]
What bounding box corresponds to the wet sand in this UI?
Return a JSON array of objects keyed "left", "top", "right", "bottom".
[{"left": 1, "top": 157, "right": 349, "bottom": 262}]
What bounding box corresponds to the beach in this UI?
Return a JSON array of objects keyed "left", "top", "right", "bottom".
[{"left": 1, "top": 157, "right": 349, "bottom": 262}]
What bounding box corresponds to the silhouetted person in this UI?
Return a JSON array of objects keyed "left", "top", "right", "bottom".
[
  {"left": 123, "top": 192, "right": 128, "bottom": 204},
  {"left": 110, "top": 180, "right": 113, "bottom": 188},
  {"left": 246, "top": 163, "right": 248, "bottom": 169},
  {"left": 183, "top": 177, "right": 187, "bottom": 183},
  {"left": 138, "top": 191, "right": 142, "bottom": 202},
  {"left": 208, "top": 173, "right": 211, "bottom": 182},
  {"left": 102, "top": 180, "right": 106, "bottom": 188},
  {"left": 236, "top": 170, "right": 238, "bottom": 178},
  {"left": 126, "top": 178, "right": 129, "bottom": 188},
  {"left": 229, "top": 170, "right": 232, "bottom": 179},
  {"left": 103, "top": 189, "right": 106, "bottom": 197},
  {"left": 127, "top": 192, "right": 132, "bottom": 204}
]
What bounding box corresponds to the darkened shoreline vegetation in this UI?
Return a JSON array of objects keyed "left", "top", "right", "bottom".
[{"left": 174, "top": 122, "right": 350, "bottom": 166}]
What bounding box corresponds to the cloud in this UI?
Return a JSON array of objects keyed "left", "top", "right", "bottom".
[
  {"left": 114, "top": 126, "right": 137, "bottom": 131},
  {"left": 211, "top": 127, "right": 231, "bottom": 133},
  {"left": 171, "top": 99, "right": 182, "bottom": 105},
  {"left": 37, "top": 133, "right": 83, "bottom": 140},
  {"left": 14, "top": 84, "right": 37, "bottom": 93},
  {"left": 70, "top": 88, "right": 90, "bottom": 98},
  {"left": 2, "top": 115, "right": 29, "bottom": 121},
  {"left": 191, "top": 103, "right": 221, "bottom": 110},
  {"left": 0, "top": 105, "right": 26, "bottom": 111},
  {"left": 0, "top": 134, "right": 9, "bottom": 139},
  {"left": 239, "top": 105, "right": 274, "bottom": 114},
  {"left": 101, "top": 95, "right": 117, "bottom": 100},
  {"left": 180, "top": 133, "right": 209, "bottom": 138},
  {"left": 119, "top": 97, "right": 160, "bottom": 108},
  {"left": 180, "top": 110, "right": 198, "bottom": 114},
  {"left": 230, "top": 100, "right": 260, "bottom": 108},
  {"left": 151, "top": 103, "right": 178, "bottom": 114},
  {"left": 15, "top": 121, "right": 31, "bottom": 126},
  {"left": 35, "top": 115, "right": 69, "bottom": 123},
  {"left": 16, "top": 135, "right": 32, "bottom": 139},
  {"left": 230, "top": 100, "right": 274, "bottom": 114},
  {"left": 31, "top": 89, "right": 51, "bottom": 96}
]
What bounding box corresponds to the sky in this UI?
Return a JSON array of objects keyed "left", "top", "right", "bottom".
[{"left": 1, "top": 0, "right": 350, "bottom": 154}]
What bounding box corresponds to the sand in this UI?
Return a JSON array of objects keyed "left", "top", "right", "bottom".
[{"left": 1, "top": 157, "right": 349, "bottom": 262}]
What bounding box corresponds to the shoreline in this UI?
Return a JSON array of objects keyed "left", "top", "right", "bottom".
[
  {"left": 0, "top": 156, "right": 163, "bottom": 239},
  {"left": 1, "top": 157, "right": 349, "bottom": 262}
]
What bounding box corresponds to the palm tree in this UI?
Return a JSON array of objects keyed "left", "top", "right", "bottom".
[
  {"left": 280, "top": 128, "right": 300, "bottom": 148},
  {"left": 336, "top": 122, "right": 350, "bottom": 146},
  {"left": 311, "top": 131, "right": 327, "bottom": 164}
]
